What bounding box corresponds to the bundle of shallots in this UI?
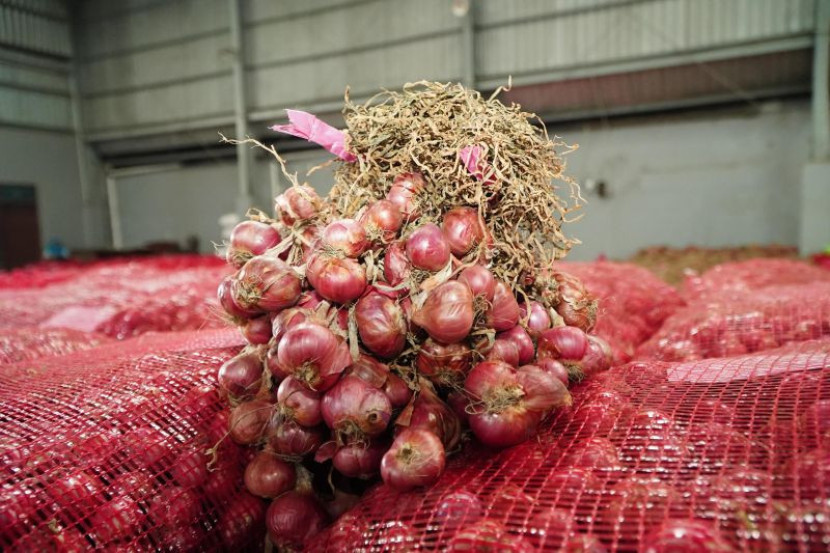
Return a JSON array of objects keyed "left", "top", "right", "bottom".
[{"left": 215, "top": 82, "right": 610, "bottom": 550}]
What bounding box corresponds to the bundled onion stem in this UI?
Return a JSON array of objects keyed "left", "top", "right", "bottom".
[{"left": 332, "top": 81, "right": 583, "bottom": 284}]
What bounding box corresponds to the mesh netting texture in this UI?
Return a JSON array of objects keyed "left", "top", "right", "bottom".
[
  {"left": 0, "top": 256, "right": 229, "bottom": 339},
  {"left": 0, "top": 329, "right": 273, "bottom": 552},
  {"left": 0, "top": 328, "right": 112, "bottom": 366},
  {"left": 683, "top": 259, "right": 830, "bottom": 301},
  {"left": 309, "top": 340, "right": 830, "bottom": 552},
  {"left": 559, "top": 261, "right": 685, "bottom": 364},
  {"left": 636, "top": 282, "right": 830, "bottom": 362}
]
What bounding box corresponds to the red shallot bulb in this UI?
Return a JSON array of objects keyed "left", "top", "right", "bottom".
[
  {"left": 416, "top": 339, "right": 473, "bottom": 386},
  {"left": 387, "top": 172, "right": 425, "bottom": 221},
  {"left": 486, "top": 281, "right": 520, "bottom": 331},
  {"left": 360, "top": 200, "right": 403, "bottom": 243},
  {"left": 442, "top": 206, "right": 485, "bottom": 257},
  {"left": 499, "top": 325, "right": 535, "bottom": 365},
  {"left": 383, "top": 241, "right": 411, "bottom": 286},
  {"left": 277, "top": 376, "right": 322, "bottom": 427},
  {"left": 537, "top": 326, "right": 589, "bottom": 362},
  {"left": 381, "top": 429, "right": 446, "bottom": 491},
  {"left": 227, "top": 220, "right": 282, "bottom": 268},
  {"left": 243, "top": 451, "right": 296, "bottom": 498},
  {"left": 519, "top": 300, "right": 552, "bottom": 337},
  {"left": 355, "top": 290, "right": 407, "bottom": 359},
  {"left": 266, "top": 420, "right": 325, "bottom": 457},
  {"left": 412, "top": 281, "right": 474, "bottom": 344},
  {"left": 406, "top": 223, "right": 451, "bottom": 271},
  {"left": 483, "top": 337, "right": 520, "bottom": 367},
  {"left": 333, "top": 439, "right": 389, "bottom": 479},
  {"left": 266, "top": 492, "right": 329, "bottom": 551},
  {"left": 322, "top": 219, "right": 369, "bottom": 258},
  {"left": 217, "top": 275, "right": 258, "bottom": 320},
  {"left": 276, "top": 322, "right": 352, "bottom": 391},
  {"left": 458, "top": 265, "right": 496, "bottom": 302},
  {"left": 241, "top": 315, "right": 272, "bottom": 345},
  {"left": 306, "top": 252, "right": 367, "bottom": 304},
  {"left": 229, "top": 399, "right": 272, "bottom": 445},
  {"left": 322, "top": 375, "right": 392, "bottom": 439},
  {"left": 232, "top": 255, "right": 302, "bottom": 313},
  {"left": 274, "top": 185, "right": 322, "bottom": 225},
  {"left": 218, "top": 349, "right": 264, "bottom": 400}
]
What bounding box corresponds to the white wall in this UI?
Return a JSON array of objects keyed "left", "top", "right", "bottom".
[
  {"left": 560, "top": 99, "right": 811, "bottom": 261},
  {"left": 0, "top": 127, "right": 87, "bottom": 249}
]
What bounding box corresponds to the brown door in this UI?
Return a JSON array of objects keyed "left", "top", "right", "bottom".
[{"left": 0, "top": 185, "right": 41, "bottom": 270}]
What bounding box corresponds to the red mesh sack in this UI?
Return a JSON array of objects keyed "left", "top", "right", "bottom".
[
  {"left": 683, "top": 258, "right": 830, "bottom": 301},
  {"left": 636, "top": 282, "right": 830, "bottom": 362},
  {"left": 308, "top": 341, "right": 830, "bottom": 552},
  {"left": 0, "top": 327, "right": 112, "bottom": 366},
  {"left": 0, "top": 259, "right": 230, "bottom": 338},
  {"left": 559, "top": 261, "right": 685, "bottom": 364},
  {"left": 0, "top": 328, "right": 269, "bottom": 552}
]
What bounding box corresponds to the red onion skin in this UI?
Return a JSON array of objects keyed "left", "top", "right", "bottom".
[
  {"left": 486, "top": 281, "right": 521, "bottom": 331},
  {"left": 227, "top": 220, "right": 282, "bottom": 268},
  {"left": 384, "top": 372, "right": 413, "bottom": 408},
  {"left": 499, "top": 325, "right": 535, "bottom": 365},
  {"left": 333, "top": 439, "right": 388, "bottom": 479},
  {"left": 387, "top": 172, "right": 425, "bottom": 221},
  {"left": 536, "top": 358, "right": 570, "bottom": 386},
  {"left": 265, "top": 343, "right": 290, "bottom": 382},
  {"left": 355, "top": 291, "right": 407, "bottom": 359},
  {"left": 322, "top": 219, "right": 369, "bottom": 258},
  {"left": 241, "top": 316, "right": 272, "bottom": 345},
  {"left": 400, "top": 386, "right": 462, "bottom": 450},
  {"left": 458, "top": 265, "right": 496, "bottom": 302},
  {"left": 306, "top": 253, "right": 367, "bottom": 305},
  {"left": 416, "top": 339, "right": 473, "bottom": 386},
  {"left": 275, "top": 185, "right": 321, "bottom": 225},
  {"left": 243, "top": 452, "right": 296, "bottom": 498},
  {"left": 297, "top": 290, "right": 324, "bottom": 310},
  {"left": 537, "top": 326, "right": 589, "bottom": 361},
  {"left": 579, "top": 335, "right": 612, "bottom": 377},
  {"left": 234, "top": 256, "right": 302, "bottom": 312},
  {"left": 412, "top": 281, "right": 475, "bottom": 344},
  {"left": 448, "top": 392, "right": 471, "bottom": 424},
  {"left": 266, "top": 420, "right": 325, "bottom": 457},
  {"left": 442, "top": 206, "right": 485, "bottom": 257},
  {"left": 468, "top": 407, "right": 541, "bottom": 449},
  {"left": 218, "top": 276, "right": 257, "bottom": 319},
  {"left": 217, "top": 492, "right": 266, "bottom": 549},
  {"left": 519, "top": 301, "right": 552, "bottom": 337},
  {"left": 276, "top": 323, "right": 352, "bottom": 391},
  {"left": 406, "top": 223, "right": 451, "bottom": 271},
  {"left": 271, "top": 307, "right": 310, "bottom": 343},
  {"left": 361, "top": 200, "right": 403, "bottom": 243},
  {"left": 322, "top": 375, "right": 392, "bottom": 438},
  {"left": 229, "top": 400, "right": 272, "bottom": 445},
  {"left": 482, "top": 337, "right": 520, "bottom": 367},
  {"left": 266, "top": 492, "right": 329, "bottom": 550},
  {"left": 383, "top": 241, "right": 411, "bottom": 287},
  {"left": 347, "top": 354, "right": 389, "bottom": 388},
  {"left": 277, "top": 376, "right": 322, "bottom": 427},
  {"left": 218, "top": 350, "right": 263, "bottom": 400},
  {"left": 395, "top": 172, "right": 426, "bottom": 193},
  {"left": 516, "top": 364, "right": 572, "bottom": 413},
  {"left": 381, "top": 428, "right": 446, "bottom": 491}
]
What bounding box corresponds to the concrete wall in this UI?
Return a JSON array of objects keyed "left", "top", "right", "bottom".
[
  {"left": 0, "top": 127, "right": 87, "bottom": 249},
  {"left": 561, "top": 99, "right": 812, "bottom": 260}
]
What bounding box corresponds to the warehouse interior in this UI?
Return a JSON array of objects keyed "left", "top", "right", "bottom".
[{"left": 2, "top": 0, "right": 828, "bottom": 266}]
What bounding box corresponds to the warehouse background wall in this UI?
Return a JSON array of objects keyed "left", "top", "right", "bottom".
[{"left": 1, "top": 0, "right": 827, "bottom": 257}]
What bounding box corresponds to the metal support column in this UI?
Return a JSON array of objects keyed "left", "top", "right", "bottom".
[
  {"left": 814, "top": 0, "right": 830, "bottom": 161},
  {"left": 459, "top": 0, "right": 476, "bottom": 89},
  {"left": 229, "top": 0, "right": 253, "bottom": 212}
]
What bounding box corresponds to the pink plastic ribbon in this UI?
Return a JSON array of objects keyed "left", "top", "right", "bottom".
[
  {"left": 459, "top": 145, "right": 495, "bottom": 185},
  {"left": 270, "top": 109, "right": 356, "bottom": 161}
]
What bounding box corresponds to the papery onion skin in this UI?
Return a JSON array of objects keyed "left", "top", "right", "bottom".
[
  {"left": 355, "top": 291, "right": 407, "bottom": 359},
  {"left": 333, "top": 439, "right": 388, "bottom": 479},
  {"left": 277, "top": 376, "right": 322, "bottom": 427},
  {"left": 486, "top": 281, "right": 521, "bottom": 331},
  {"left": 383, "top": 241, "right": 411, "bottom": 287},
  {"left": 233, "top": 255, "right": 302, "bottom": 313},
  {"left": 412, "top": 281, "right": 475, "bottom": 344},
  {"left": 519, "top": 301, "right": 552, "bottom": 337},
  {"left": 384, "top": 372, "right": 414, "bottom": 408},
  {"left": 458, "top": 265, "right": 496, "bottom": 302},
  {"left": 537, "top": 326, "right": 589, "bottom": 361},
  {"left": 361, "top": 200, "right": 403, "bottom": 243},
  {"left": 275, "top": 185, "right": 322, "bottom": 226},
  {"left": 387, "top": 172, "right": 425, "bottom": 221},
  {"left": 481, "top": 337, "right": 520, "bottom": 367},
  {"left": 276, "top": 323, "right": 352, "bottom": 391},
  {"left": 322, "top": 219, "right": 369, "bottom": 258},
  {"left": 536, "top": 358, "right": 570, "bottom": 386},
  {"left": 227, "top": 220, "right": 282, "bottom": 268},
  {"left": 241, "top": 316, "right": 272, "bottom": 345},
  {"left": 218, "top": 350, "right": 264, "bottom": 400},
  {"left": 306, "top": 253, "right": 367, "bottom": 305},
  {"left": 381, "top": 428, "right": 446, "bottom": 491},
  {"left": 516, "top": 364, "right": 572, "bottom": 413},
  {"left": 322, "top": 375, "right": 393, "bottom": 438},
  {"left": 243, "top": 451, "right": 296, "bottom": 499},
  {"left": 217, "top": 276, "right": 258, "bottom": 320},
  {"left": 271, "top": 307, "right": 310, "bottom": 343},
  {"left": 406, "top": 223, "right": 451, "bottom": 272},
  {"left": 229, "top": 399, "right": 272, "bottom": 445},
  {"left": 442, "top": 206, "right": 485, "bottom": 257},
  {"left": 416, "top": 339, "right": 473, "bottom": 386},
  {"left": 266, "top": 491, "right": 329, "bottom": 550},
  {"left": 266, "top": 420, "right": 325, "bottom": 457},
  {"left": 499, "top": 325, "right": 535, "bottom": 365},
  {"left": 402, "top": 385, "right": 463, "bottom": 451}
]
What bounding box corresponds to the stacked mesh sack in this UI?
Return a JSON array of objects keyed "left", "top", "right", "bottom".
[
  {"left": 559, "top": 261, "right": 685, "bottom": 364},
  {"left": 637, "top": 259, "right": 830, "bottom": 362},
  {"left": 0, "top": 328, "right": 112, "bottom": 366},
  {"left": 0, "top": 255, "right": 229, "bottom": 339},
  {"left": 309, "top": 338, "right": 830, "bottom": 552},
  {"left": 0, "top": 329, "right": 267, "bottom": 552}
]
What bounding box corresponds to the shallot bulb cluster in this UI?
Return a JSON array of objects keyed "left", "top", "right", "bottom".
[{"left": 216, "top": 174, "right": 607, "bottom": 549}]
